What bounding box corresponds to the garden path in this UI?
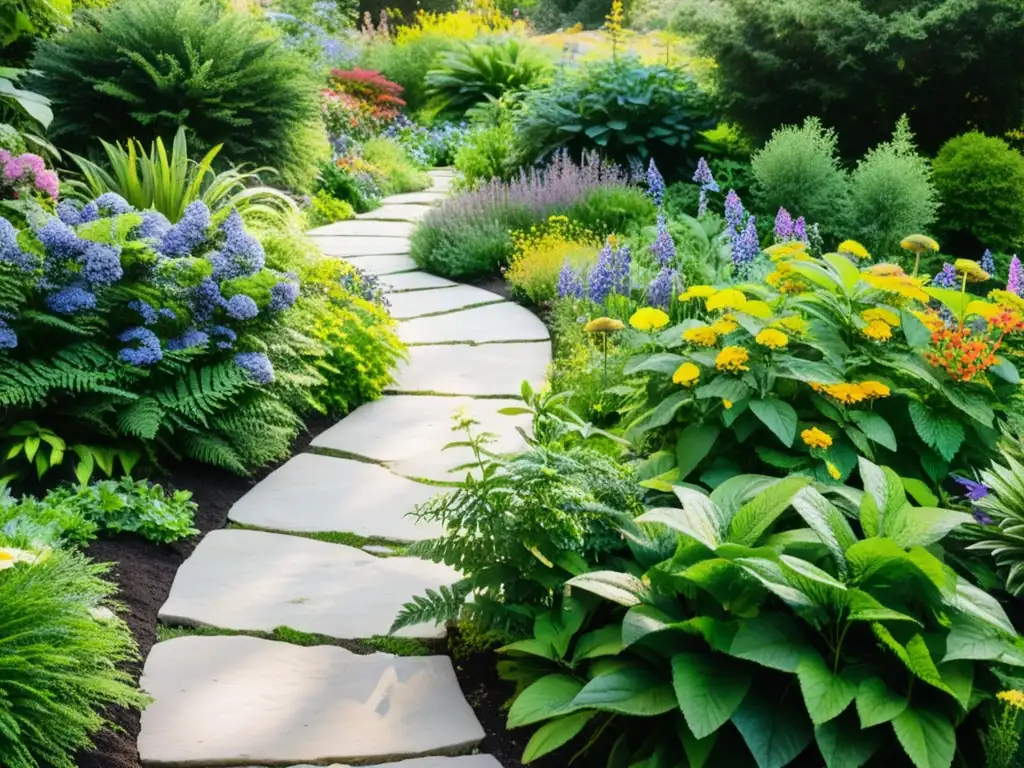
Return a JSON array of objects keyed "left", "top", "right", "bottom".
[{"left": 136, "top": 170, "right": 552, "bottom": 768}]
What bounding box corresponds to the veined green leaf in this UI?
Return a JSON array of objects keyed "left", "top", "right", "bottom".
[
  {"left": 521, "top": 711, "right": 595, "bottom": 763},
  {"left": 567, "top": 668, "right": 677, "bottom": 716},
  {"left": 727, "top": 476, "right": 810, "bottom": 546},
  {"left": 731, "top": 688, "right": 814, "bottom": 768},
  {"left": 789, "top": 487, "right": 858, "bottom": 571},
  {"left": 822, "top": 253, "right": 862, "bottom": 293},
  {"left": 748, "top": 398, "right": 798, "bottom": 447},
  {"left": 855, "top": 677, "right": 907, "bottom": 728},
  {"left": 952, "top": 577, "right": 1015, "bottom": 635},
  {"left": 937, "top": 660, "right": 973, "bottom": 709},
  {"left": 795, "top": 654, "right": 857, "bottom": 725},
  {"left": 815, "top": 710, "right": 882, "bottom": 768},
  {"left": 672, "top": 652, "right": 751, "bottom": 739},
  {"left": 900, "top": 309, "right": 932, "bottom": 348},
  {"left": 886, "top": 506, "right": 972, "bottom": 548},
  {"left": 566, "top": 571, "right": 650, "bottom": 607},
  {"left": 508, "top": 674, "right": 584, "bottom": 728},
  {"left": 621, "top": 604, "right": 674, "bottom": 648},
  {"left": 623, "top": 352, "right": 686, "bottom": 376},
  {"left": 848, "top": 411, "right": 897, "bottom": 451},
  {"left": 729, "top": 613, "right": 817, "bottom": 673},
  {"left": 572, "top": 625, "right": 622, "bottom": 664},
  {"left": 891, "top": 706, "right": 955, "bottom": 768},
  {"left": 676, "top": 422, "right": 720, "bottom": 481},
  {"left": 908, "top": 401, "right": 964, "bottom": 461}
]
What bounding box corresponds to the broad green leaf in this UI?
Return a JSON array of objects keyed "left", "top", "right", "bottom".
[
  {"left": 778, "top": 554, "right": 848, "bottom": 612},
  {"left": 943, "top": 614, "right": 1024, "bottom": 664},
  {"left": 795, "top": 654, "right": 856, "bottom": 725},
  {"left": 729, "top": 614, "right": 817, "bottom": 673},
  {"left": 674, "top": 616, "right": 738, "bottom": 653},
  {"left": 567, "top": 668, "right": 677, "bottom": 716},
  {"left": 521, "top": 711, "right": 594, "bottom": 763},
  {"left": 755, "top": 446, "right": 809, "bottom": 470},
  {"left": 952, "top": 577, "right": 1016, "bottom": 635},
  {"left": 823, "top": 253, "right": 862, "bottom": 293},
  {"left": 908, "top": 401, "right": 964, "bottom": 461},
  {"left": 926, "top": 286, "right": 970, "bottom": 318},
  {"left": 508, "top": 674, "right": 585, "bottom": 728},
  {"left": 789, "top": 487, "right": 858, "bottom": 571},
  {"left": 681, "top": 559, "right": 766, "bottom": 618},
  {"left": 637, "top": 503, "right": 720, "bottom": 550},
  {"left": 846, "top": 588, "right": 920, "bottom": 624},
  {"left": 735, "top": 557, "right": 821, "bottom": 618},
  {"left": 633, "top": 390, "right": 691, "bottom": 433},
  {"left": 788, "top": 260, "right": 843, "bottom": 293},
  {"left": 941, "top": 384, "right": 994, "bottom": 428},
  {"left": 748, "top": 398, "right": 799, "bottom": 447},
  {"left": 901, "top": 477, "right": 938, "bottom": 507},
  {"left": 886, "top": 506, "right": 972, "bottom": 548},
  {"left": 502, "top": 638, "right": 557, "bottom": 660},
  {"left": 731, "top": 688, "right": 814, "bottom": 768},
  {"left": 621, "top": 604, "right": 673, "bottom": 648},
  {"left": 872, "top": 625, "right": 953, "bottom": 697},
  {"left": 989, "top": 357, "right": 1021, "bottom": 383},
  {"left": 566, "top": 571, "right": 649, "bottom": 607},
  {"left": 572, "top": 625, "right": 622, "bottom": 663},
  {"left": 900, "top": 309, "right": 932, "bottom": 348},
  {"left": 848, "top": 411, "right": 897, "bottom": 451},
  {"left": 696, "top": 377, "right": 754, "bottom": 401},
  {"left": 891, "top": 706, "right": 955, "bottom": 768},
  {"left": 710, "top": 474, "right": 780, "bottom": 520},
  {"left": 638, "top": 450, "right": 675, "bottom": 481},
  {"left": 676, "top": 422, "right": 720, "bottom": 481},
  {"left": 937, "top": 661, "right": 972, "bottom": 709},
  {"left": 815, "top": 711, "right": 881, "bottom": 768},
  {"left": 624, "top": 352, "right": 685, "bottom": 375},
  {"left": 680, "top": 724, "right": 718, "bottom": 768},
  {"left": 727, "top": 476, "right": 811, "bottom": 546},
  {"left": 855, "top": 677, "right": 907, "bottom": 728},
  {"left": 672, "top": 652, "right": 751, "bottom": 738},
  {"left": 858, "top": 457, "right": 906, "bottom": 535}
]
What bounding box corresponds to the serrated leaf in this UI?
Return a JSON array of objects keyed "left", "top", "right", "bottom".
[
  {"left": 566, "top": 571, "right": 650, "bottom": 607},
  {"left": 727, "top": 476, "right": 811, "bottom": 546},
  {"left": 815, "top": 710, "right": 881, "bottom": 768},
  {"left": 696, "top": 377, "right": 754, "bottom": 401},
  {"left": 908, "top": 401, "right": 964, "bottom": 461},
  {"left": 672, "top": 652, "right": 751, "bottom": 738},
  {"left": 572, "top": 625, "right": 622, "bottom": 663},
  {"left": 891, "top": 706, "right": 955, "bottom": 768},
  {"left": 521, "top": 711, "right": 594, "bottom": 763},
  {"left": 729, "top": 614, "right": 816, "bottom": 672},
  {"left": 886, "top": 506, "right": 972, "bottom": 548},
  {"left": 748, "top": 398, "right": 798, "bottom": 447},
  {"left": 795, "top": 654, "right": 857, "bottom": 725},
  {"left": 508, "top": 675, "right": 584, "bottom": 728},
  {"left": 855, "top": 677, "right": 907, "bottom": 728},
  {"left": 567, "top": 668, "right": 677, "bottom": 716},
  {"left": 621, "top": 604, "right": 674, "bottom": 648},
  {"left": 848, "top": 411, "right": 897, "bottom": 451}
]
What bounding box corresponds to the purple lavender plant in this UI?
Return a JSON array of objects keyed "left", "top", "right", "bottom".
[
  {"left": 235, "top": 352, "right": 274, "bottom": 384},
  {"left": 118, "top": 327, "right": 163, "bottom": 366},
  {"left": 774, "top": 208, "right": 794, "bottom": 241},
  {"left": 732, "top": 216, "right": 760, "bottom": 273},
  {"left": 650, "top": 214, "right": 676, "bottom": 267},
  {"left": 793, "top": 216, "right": 808, "bottom": 243},
  {"left": 981, "top": 249, "right": 995, "bottom": 277},
  {"left": 1008, "top": 255, "right": 1022, "bottom": 295},
  {"left": 692, "top": 158, "right": 718, "bottom": 218},
  {"left": 646, "top": 159, "right": 665, "bottom": 207},
  {"left": 647, "top": 267, "right": 675, "bottom": 309},
  {"left": 933, "top": 263, "right": 958, "bottom": 288}
]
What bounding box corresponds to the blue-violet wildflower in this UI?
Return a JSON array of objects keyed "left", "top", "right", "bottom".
[
  {"left": 118, "top": 326, "right": 163, "bottom": 366},
  {"left": 235, "top": 351, "right": 274, "bottom": 385}
]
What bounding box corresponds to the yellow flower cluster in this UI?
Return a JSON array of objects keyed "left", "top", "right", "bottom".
[
  {"left": 755, "top": 328, "right": 788, "bottom": 349},
  {"left": 715, "top": 346, "right": 750, "bottom": 373},
  {"left": 837, "top": 240, "right": 870, "bottom": 260},
  {"left": 900, "top": 234, "right": 940, "bottom": 253},
  {"left": 911, "top": 309, "right": 945, "bottom": 332},
  {"left": 811, "top": 380, "right": 891, "bottom": 404},
  {"left": 990, "top": 289, "right": 1024, "bottom": 312},
  {"left": 774, "top": 315, "right": 810, "bottom": 336},
  {"left": 673, "top": 361, "right": 700, "bottom": 387},
  {"left": 711, "top": 316, "right": 739, "bottom": 335},
  {"left": 506, "top": 216, "right": 601, "bottom": 303},
  {"left": 679, "top": 285, "right": 716, "bottom": 302},
  {"left": 801, "top": 427, "right": 833, "bottom": 449},
  {"left": 955, "top": 258, "right": 990, "bottom": 283},
  {"left": 706, "top": 288, "right": 747, "bottom": 311},
  {"left": 861, "top": 308, "right": 900, "bottom": 327},
  {"left": 682, "top": 326, "right": 719, "bottom": 347},
  {"left": 861, "top": 272, "right": 930, "bottom": 303},
  {"left": 862, "top": 320, "right": 893, "bottom": 342},
  {"left": 998, "top": 690, "right": 1024, "bottom": 710},
  {"left": 396, "top": 0, "right": 524, "bottom": 43},
  {"left": 629, "top": 307, "right": 670, "bottom": 331},
  {"left": 765, "top": 241, "right": 809, "bottom": 261}
]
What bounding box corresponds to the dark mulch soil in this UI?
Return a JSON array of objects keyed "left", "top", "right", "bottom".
[{"left": 74, "top": 414, "right": 534, "bottom": 768}]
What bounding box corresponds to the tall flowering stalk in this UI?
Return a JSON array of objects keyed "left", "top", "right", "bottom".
[
  {"left": 692, "top": 157, "right": 718, "bottom": 218},
  {"left": 1008, "top": 255, "right": 1023, "bottom": 295},
  {"left": 646, "top": 159, "right": 665, "bottom": 208},
  {"left": 774, "top": 207, "right": 793, "bottom": 241},
  {"left": 982, "top": 249, "right": 996, "bottom": 277},
  {"left": 650, "top": 214, "right": 675, "bottom": 267}
]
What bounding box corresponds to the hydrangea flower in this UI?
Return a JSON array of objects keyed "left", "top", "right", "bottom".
[
  {"left": 46, "top": 285, "right": 96, "bottom": 315},
  {"left": 137, "top": 210, "right": 172, "bottom": 241},
  {"left": 981, "top": 249, "right": 996, "bottom": 277},
  {"left": 210, "top": 209, "right": 266, "bottom": 279},
  {"left": 192, "top": 278, "right": 224, "bottom": 322},
  {"left": 34, "top": 170, "right": 59, "bottom": 199},
  {"left": 128, "top": 299, "right": 159, "bottom": 325},
  {"left": 82, "top": 242, "right": 123, "bottom": 286},
  {"left": 118, "top": 326, "right": 163, "bottom": 366},
  {"left": 37, "top": 217, "right": 84, "bottom": 262},
  {"left": 0, "top": 217, "right": 36, "bottom": 272},
  {"left": 724, "top": 190, "right": 744, "bottom": 236},
  {"left": 159, "top": 307, "right": 177, "bottom": 320},
  {"left": 1008, "top": 255, "right": 1023, "bottom": 296},
  {"left": 166, "top": 328, "right": 209, "bottom": 351},
  {"left": 159, "top": 200, "right": 210, "bottom": 257},
  {"left": 211, "top": 325, "right": 237, "bottom": 350},
  {"left": 270, "top": 280, "right": 300, "bottom": 311},
  {"left": 646, "top": 159, "right": 665, "bottom": 207},
  {"left": 646, "top": 266, "right": 675, "bottom": 309},
  {"left": 225, "top": 293, "right": 259, "bottom": 321},
  {"left": 235, "top": 351, "right": 274, "bottom": 385},
  {"left": 56, "top": 200, "right": 84, "bottom": 226},
  {"left": 933, "top": 262, "right": 958, "bottom": 288},
  {"left": 650, "top": 214, "right": 676, "bottom": 267},
  {"left": 774, "top": 208, "right": 794, "bottom": 241},
  {"left": 94, "top": 192, "right": 132, "bottom": 215},
  {"left": 0, "top": 320, "right": 16, "bottom": 350},
  {"left": 732, "top": 216, "right": 760, "bottom": 273}
]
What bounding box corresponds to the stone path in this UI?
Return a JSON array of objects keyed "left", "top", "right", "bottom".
[{"left": 137, "top": 169, "right": 550, "bottom": 767}]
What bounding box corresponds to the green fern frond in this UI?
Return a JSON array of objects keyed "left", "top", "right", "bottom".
[
  {"left": 390, "top": 580, "right": 473, "bottom": 634},
  {"left": 155, "top": 363, "right": 250, "bottom": 425},
  {"left": 117, "top": 397, "right": 165, "bottom": 440},
  {"left": 181, "top": 433, "right": 248, "bottom": 475}
]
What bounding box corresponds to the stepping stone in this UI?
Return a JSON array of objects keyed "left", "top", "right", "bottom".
[
  {"left": 309, "top": 220, "right": 416, "bottom": 238},
  {"left": 400, "top": 302, "right": 550, "bottom": 345},
  {"left": 383, "top": 271, "right": 458, "bottom": 292},
  {"left": 386, "top": 284, "right": 504, "bottom": 320},
  {"left": 285, "top": 758, "right": 503, "bottom": 768},
  {"left": 313, "top": 396, "right": 530, "bottom": 482},
  {"left": 228, "top": 453, "right": 444, "bottom": 541},
  {"left": 315, "top": 236, "right": 411, "bottom": 257},
  {"left": 138, "top": 636, "right": 484, "bottom": 766},
  {"left": 386, "top": 341, "right": 550, "bottom": 397},
  {"left": 341, "top": 254, "right": 419, "bottom": 276},
  {"left": 358, "top": 205, "right": 432, "bottom": 222},
  {"left": 158, "top": 530, "right": 457, "bottom": 639},
  {"left": 381, "top": 191, "right": 447, "bottom": 205}
]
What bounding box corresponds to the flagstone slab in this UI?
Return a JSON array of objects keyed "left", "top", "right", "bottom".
[
  {"left": 341, "top": 254, "right": 419, "bottom": 275},
  {"left": 284, "top": 757, "right": 503, "bottom": 768},
  {"left": 313, "top": 396, "right": 529, "bottom": 482},
  {"left": 386, "top": 284, "right": 504, "bottom": 320},
  {"left": 228, "top": 454, "right": 444, "bottom": 540},
  {"left": 381, "top": 191, "right": 448, "bottom": 205},
  {"left": 314, "top": 236, "right": 411, "bottom": 257},
  {"left": 358, "top": 205, "right": 432, "bottom": 222},
  {"left": 385, "top": 341, "right": 550, "bottom": 396},
  {"left": 400, "top": 302, "right": 550, "bottom": 345},
  {"left": 309, "top": 220, "right": 416, "bottom": 238},
  {"left": 383, "top": 271, "right": 458, "bottom": 292},
  {"left": 158, "top": 530, "right": 457, "bottom": 639},
  {"left": 139, "top": 636, "right": 484, "bottom": 766}
]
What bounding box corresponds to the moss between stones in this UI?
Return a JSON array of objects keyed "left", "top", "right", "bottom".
[{"left": 155, "top": 624, "right": 436, "bottom": 656}]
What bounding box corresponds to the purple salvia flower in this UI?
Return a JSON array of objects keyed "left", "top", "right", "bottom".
[
  {"left": 952, "top": 475, "right": 990, "bottom": 502},
  {"left": 650, "top": 214, "right": 676, "bottom": 267},
  {"left": 732, "top": 216, "right": 760, "bottom": 273},
  {"left": 556, "top": 258, "right": 582, "bottom": 299},
  {"left": 646, "top": 267, "right": 675, "bottom": 309},
  {"left": 724, "top": 190, "right": 744, "bottom": 236},
  {"left": 981, "top": 249, "right": 995, "bottom": 277},
  {"left": 933, "top": 263, "right": 958, "bottom": 289},
  {"left": 1008, "top": 255, "right": 1023, "bottom": 295},
  {"left": 774, "top": 207, "right": 794, "bottom": 241},
  {"left": 646, "top": 159, "right": 665, "bottom": 208},
  {"left": 793, "top": 216, "right": 808, "bottom": 243},
  {"left": 692, "top": 158, "right": 718, "bottom": 192}
]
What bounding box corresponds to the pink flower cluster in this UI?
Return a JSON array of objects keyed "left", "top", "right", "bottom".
[{"left": 0, "top": 150, "right": 59, "bottom": 200}]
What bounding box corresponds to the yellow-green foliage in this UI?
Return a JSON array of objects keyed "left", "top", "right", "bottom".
[
  {"left": 505, "top": 215, "right": 601, "bottom": 304},
  {"left": 361, "top": 137, "right": 431, "bottom": 195},
  {"left": 306, "top": 190, "right": 354, "bottom": 228}
]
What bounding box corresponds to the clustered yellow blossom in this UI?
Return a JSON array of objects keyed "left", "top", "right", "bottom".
[
  {"left": 862, "top": 320, "right": 893, "bottom": 342},
  {"left": 755, "top": 328, "right": 789, "bottom": 349},
  {"left": 801, "top": 427, "right": 833, "bottom": 449},
  {"left": 679, "top": 285, "right": 716, "bottom": 302},
  {"left": 954, "top": 258, "right": 990, "bottom": 283},
  {"left": 711, "top": 316, "right": 739, "bottom": 335},
  {"left": 826, "top": 461, "right": 842, "bottom": 480},
  {"left": 861, "top": 308, "right": 901, "bottom": 327},
  {"left": 584, "top": 317, "right": 625, "bottom": 333},
  {"left": 706, "top": 288, "right": 747, "bottom": 311},
  {"left": 997, "top": 690, "right": 1024, "bottom": 710},
  {"left": 900, "top": 234, "right": 940, "bottom": 253},
  {"left": 766, "top": 241, "right": 810, "bottom": 262},
  {"left": 861, "top": 272, "right": 930, "bottom": 303},
  {"left": 774, "top": 316, "right": 810, "bottom": 336},
  {"left": 837, "top": 240, "right": 870, "bottom": 260},
  {"left": 673, "top": 361, "right": 700, "bottom": 387},
  {"left": 682, "top": 326, "right": 719, "bottom": 347},
  {"left": 629, "top": 307, "right": 670, "bottom": 331},
  {"left": 990, "top": 289, "right": 1024, "bottom": 312},
  {"left": 811, "top": 380, "right": 891, "bottom": 404},
  {"left": 715, "top": 346, "right": 750, "bottom": 373}
]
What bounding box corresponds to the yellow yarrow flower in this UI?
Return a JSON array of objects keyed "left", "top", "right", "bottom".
[
  {"left": 682, "top": 326, "right": 719, "bottom": 347},
  {"left": 997, "top": 690, "right": 1024, "bottom": 710},
  {"left": 900, "top": 234, "right": 940, "bottom": 253},
  {"left": 584, "top": 317, "right": 625, "bottom": 333},
  {"left": 838, "top": 240, "right": 870, "bottom": 260},
  {"left": 857, "top": 381, "right": 891, "bottom": 399},
  {"left": 715, "top": 346, "right": 750, "bottom": 373},
  {"left": 862, "top": 320, "right": 893, "bottom": 341},
  {"left": 672, "top": 361, "right": 701, "bottom": 387},
  {"left": 990, "top": 289, "right": 1024, "bottom": 312},
  {"left": 629, "top": 307, "right": 670, "bottom": 331},
  {"left": 954, "top": 258, "right": 990, "bottom": 283},
  {"left": 679, "top": 285, "right": 716, "bottom": 301},
  {"left": 755, "top": 328, "right": 789, "bottom": 349},
  {"left": 861, "top": 307, "right": 900, "bottom": 327},
  {"left": 826, "top": 461, "right": 841, "bottom": 480},
  {"left": 801, "top": 427, "right": 833, "bottom": 449},
  {"left": 706, "top": 288, "right": 747, "bottom": 311},
  {"left": 711, "top": 316, "right": 739, "bottom": 335}
]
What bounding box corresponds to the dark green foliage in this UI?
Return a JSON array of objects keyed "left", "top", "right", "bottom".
[
  {"left": 566, "top": 185, "right": 657, "bottom": 238},
  {"left": 932, "top": 132, "right": 1024, "bottom": 253},
  {"left": 0, "top": 478, "right": 197, "bottom": 546},
  {"left": 30, "top": 0, "right": 327, "bottom": 189},
  {"left": 513, "top": 57, "right": 715, "bottom": 175},
  {"left": 678, "top": 0, "right": 1024, "bottom": 157},
  {"left": 0, "top": 548, "right": 148, "bottom": 768},
  {"left": 316, "top": 160, "right": 380, "bottom": 213},
  {"left": 360, "top": 36, "right": 453, "bottom": 114},
  {"left": 411, "top": 201, "right": 536, "bottom": 278},
  {"left": 523, "top": 0, "right": 624, "bottom": 32},
  {"left": 425, "top": 37, "right": 551, "bottom": 115}
]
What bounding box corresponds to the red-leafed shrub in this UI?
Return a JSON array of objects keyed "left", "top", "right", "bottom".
[{"left": 328, "top": 68, "right": 406, "bottom": 109}]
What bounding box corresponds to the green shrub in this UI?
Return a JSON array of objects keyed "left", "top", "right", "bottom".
[
  {"left": 750, "top": 117, "right": 850, "bottom": 239},
  {"left": 932, "top": 131, "right": 1024, "bottom": 253},
  {"left": 30, "top": 0, "right": 328, "bottom": 190},
  {"left": 453, "top": 123, "right": 517, "bottom": 188},
  {"left": 566, "top": 185, "right": 657, "bottom": 238},
  {"left": 361, "top": 137, "right": 431, "bottom": 195},
  {"left": 412, "top": 207, "right": 532, "bottom": 278},
  {"left": 315, "top": 158, "right": 381, "bottom": 213},
  {"left": 360, "top": 36, "right": 452, "bottom": 114},
  {"left": 306, "top": 190, "right": 355, "bottom": 228},
  {"left": 513, "top": 57, "right": 714, "bottom": 175},
  {"left": 425, "top": 37, "right": 551, "bottom": 115},
  {"left": 1, "top": 478, "right": 198, "bottom": 546},
  {"left": 0, "top": 547, "right": 148, "bottom": 768},
  {"left": 847, "top": 116, "right": 939, "bottom": 259}
]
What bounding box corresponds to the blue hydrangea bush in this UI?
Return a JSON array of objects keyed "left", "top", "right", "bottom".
[{"left": 0, "top": 193, "right": 402, "bottom": 478}]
